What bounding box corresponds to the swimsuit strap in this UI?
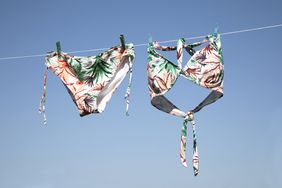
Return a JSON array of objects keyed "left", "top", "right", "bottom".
[
  {"left": 38, "top": 67, "right": 48, "bottom": 125},
  {"left": 152, "top": 41, "right": 177, "bottom": 51},
  {"left": 180, "top": 111, "right": 199, "bottom": 176},
  {"left": 152, "top": 39, "right": 206, "bottom": 70},
  {"left": 152, "top": 40, "right": 205, "bottom": 52},
  {"left": 184, "top": 40, "right": 206, "bottom": 56},
  {"left": 124, "top": 56, "right": 133, "bottom": 116},
  {"left": 151, "top": 38, "right": 185, "bottom": 69},
  {"left": 177, "top": 38, "right": 185, "bottom": 69}
]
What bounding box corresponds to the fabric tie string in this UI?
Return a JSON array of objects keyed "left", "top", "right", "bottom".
[
  {"left": 180, "top": 111, "right": 199, "bottom": 176},
  {"left": 176, "top": 38, "right": 184, "bottom": 69},
  {"left": 38, "top": 67, "right": 48, "bottom": 125},
  {"left": 124, "top": 57, "right": 133, "bottom": 116}
]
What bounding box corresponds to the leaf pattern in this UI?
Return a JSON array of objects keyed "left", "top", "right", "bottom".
[
  {"left": 183, "top": 34, "right": 224, "bottom": 92},
  {"left": 84, "top": 57, "right": 113, "bottom": 85},
  {"left": 147, "top": 44, "right": 181, "bottom": 96},
  {"left": 67, "top": 56, "right": 82, "bottom": 76},
  {"left": 147, "top": 34, "right": 224, "bottom": 176},
  {"left": 45, "top": 44, "right": 135, "bottom": 116}
]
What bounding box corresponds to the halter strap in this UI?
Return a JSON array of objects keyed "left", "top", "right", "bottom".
[
  {"left": 151, "top": 39, "right": 206, "bottom": 70},
  {"left": 177, "top": 38, "right": 185, "bottom": 69},
  {"left": 152, "top": 41, "right": 177, "bottom": 51}
]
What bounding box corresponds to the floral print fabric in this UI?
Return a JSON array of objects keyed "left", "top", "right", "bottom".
[
  {"left": 39, "top": 43, "right": 135, "bottom": 122},
  {"left": 148, "top": 34, "right": 223, "bottom": 97},
  {"left": 147, "top": 33, "right": 224, "bottom": 176},
  {"left": 183, "top": 34, "right": 224, "bottom": 93}
]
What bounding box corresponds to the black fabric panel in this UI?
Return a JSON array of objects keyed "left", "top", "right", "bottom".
[
  {"left": 192, "top": 90, "right": 223, "bottom": 113},
  {"left": 151, "top": 95, "right": 178, "bottom": 114},
  {"left": 184, "top": 46, "right": 196, "bottom": 56}
]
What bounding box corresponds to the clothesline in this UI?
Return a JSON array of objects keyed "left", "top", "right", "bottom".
[{"left": 0, "top": 23, "right": 282, "bottom": 61}]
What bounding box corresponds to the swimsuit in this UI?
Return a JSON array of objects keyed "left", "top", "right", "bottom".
[
  {"left": 147, "top": 33, "right": 224, "bottom": 175},
  {"left": 39, "top": 43, "right": 135, "bottom": 124},
  {"left": 38, "top": 32, "right": 223, "bottom": 176}
]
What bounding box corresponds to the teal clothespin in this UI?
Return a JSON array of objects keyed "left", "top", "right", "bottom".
[
  {"left": 148, "top": 35, "right": 153, "bottom": 44},
  {"left": 120, "top": 34, "right": 126, "bottom": 52},
  {"left": 148, "top": 35, "right": 153, "bottom": 51},
  {"left": 56, "top": 41, "right": 61, "bottom": 59},
  {"left": 213, "top": 25, "right": 219, "bottom": 37}
]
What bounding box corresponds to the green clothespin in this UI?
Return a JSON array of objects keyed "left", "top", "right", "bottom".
[
  {"left": 56, "top": 41, "right": 61, "bottom": 59},
  {"left": 120, "top": 34, "right": 126, "bottom": 52}
]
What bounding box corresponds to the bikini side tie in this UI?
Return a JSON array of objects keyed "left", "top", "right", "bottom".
[
  {"left": 124, "top": 56, "right": 133, "bottom": 116},
  {"left": 39, "top": 67, "right": 48, "bottom": 125}
]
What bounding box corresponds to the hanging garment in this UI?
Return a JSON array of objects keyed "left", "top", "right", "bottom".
[
  {"left": 147, "top": 32, "right": 224, "bottom": 176},
  {"left": 39, "top": 43, "right": 135, "bottom": 124}
]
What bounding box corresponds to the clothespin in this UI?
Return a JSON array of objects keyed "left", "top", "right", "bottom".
[
  {"left": 148, "top": 35, "right": 154, "bottom": 51},
  {"left": 120, "top": 34, "right": 126, "bottom": 52},
  {"left": 213, "top": 25, "right": 219, "bottom": 37},
  {"left": 56, "top": 41, "right": 61, "bottom": 60},
  {"left": 148, "top": 35, "right": 153, "bottom": 44}
]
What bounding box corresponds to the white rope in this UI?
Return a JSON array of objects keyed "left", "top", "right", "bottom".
[{"left": 0, "top": 23, "right": 282, "bottom": 61}]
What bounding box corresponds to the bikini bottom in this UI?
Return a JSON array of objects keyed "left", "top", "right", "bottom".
[{"left": 39, "top": 43, "right": 135, "bottom": 123}]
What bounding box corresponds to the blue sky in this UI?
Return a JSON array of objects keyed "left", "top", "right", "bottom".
[{"left": 0, "top": 0, "right": 281, "bottom": 187}]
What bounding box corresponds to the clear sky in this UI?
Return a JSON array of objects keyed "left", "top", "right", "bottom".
[{"left": 0, "top": 0, "right": 281, "bottom": 188}]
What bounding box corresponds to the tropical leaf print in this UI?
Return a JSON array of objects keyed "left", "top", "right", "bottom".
[
  {"left": 147, "top": 50, "right": 180, "bottom": 95},
  {"left": 67, "top": 57, "right": 82, "bottom": 76},
  {"left": 44, "top": 43, "right": 135, "bottom": 117},
  {"left": 183, "top": 34, "right": 224, "bottom": 90},
  {"left": 194, "top": 53, "right": 207, "bottom": 65},
  {"left": 84, "top": 56, "right": 113, "bottom": 85},
  {"left": 164, "top": 61, "right": 178, "bottom": 75},
  {"left": 148, "top": 53, "right": 153, "bottom": 62},
  {"left": 146, "top": 35, "right": 224, "bottom": 176}
]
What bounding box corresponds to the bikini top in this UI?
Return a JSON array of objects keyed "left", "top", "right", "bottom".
[
  {"left": 148, "top": 33, "right": 223, "bottom": 96},
  {"left": 147, "top": 32, "right": 224, "bottom": 176}
]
